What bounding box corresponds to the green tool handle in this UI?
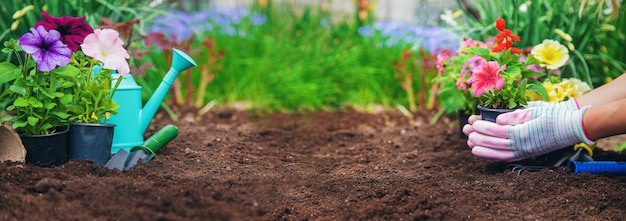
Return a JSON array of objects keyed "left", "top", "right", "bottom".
[{"left": 130, "top": 125, "right": 178, "bottom": 154}]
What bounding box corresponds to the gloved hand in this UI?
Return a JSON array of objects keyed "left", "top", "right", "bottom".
[
  {"left": 526, "top": 98, "right": 579, "bottom": 110},
  {"left": 466, "top": 105, "right": 596, "bottom": 162},
  {"left": 462, "top": 98, "right": 580, "bottom": 137}
]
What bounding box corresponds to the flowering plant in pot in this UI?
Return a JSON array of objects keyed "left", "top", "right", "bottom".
[
  {"left": 0, "top": 11, "right": 130, "bottom": 166},
  {"left": 63, "top": 14, "right": 130, "bottom": 165},
  {"left": 0, "top": 23, "right": 76, "bottom": 166},
  {"left": 451, "top": 18, "right": 576, "bottom": 122},
  {"left": 434, "top": 39, "right": 493, "bottom": 116},
  {"left": 434, "top": 42, "right": 484, "bottom": 138}
]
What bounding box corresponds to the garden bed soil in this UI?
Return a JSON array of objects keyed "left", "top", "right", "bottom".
[{"left": 2, "top": 107, "right": 626, "bottom": 220}]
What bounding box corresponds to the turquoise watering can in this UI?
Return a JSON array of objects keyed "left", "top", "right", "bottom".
[{"left": 108, "top": 48, "right": 197, "bottom": 153}]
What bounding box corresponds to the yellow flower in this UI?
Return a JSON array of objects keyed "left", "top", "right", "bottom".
[
  {"left": 531, "top": 39, "right": 570, "bottom": 70},
  {"left": 540, "top": 78, "right": 591, "bottom": 102},
  {"left": 542, "top": 81, "right": 554, "bottom": 93},
  {"left": 562, "top": 78, "right": 591, "bottom": 96},
  {"left": 548, "top": 88, "right": 566, "bottom": 102}
]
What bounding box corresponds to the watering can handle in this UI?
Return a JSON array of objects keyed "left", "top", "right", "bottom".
[{"left": 130, "top": 125, "right": 178, "bottom": 154}]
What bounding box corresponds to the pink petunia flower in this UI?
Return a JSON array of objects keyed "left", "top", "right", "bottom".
[
  {"left": 468, "top": 59, "right": 506, "bottom": 97},
  {"left": 459, "top": 56, "right": 483, "bottom": 79},
  {"left": 80, "top": 29, "right": 130, "bottom": 75}
]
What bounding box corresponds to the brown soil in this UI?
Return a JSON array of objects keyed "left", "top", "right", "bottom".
[{"left": 2, "top": 108, "right": 626, "bottom": 220}]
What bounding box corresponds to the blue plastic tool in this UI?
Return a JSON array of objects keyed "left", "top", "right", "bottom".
[{"left": 568, "top": 161, "right": 626, "bottom": 174}]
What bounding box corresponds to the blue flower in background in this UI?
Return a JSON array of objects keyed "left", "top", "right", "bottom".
[
  {"left": 148, "top": 6, "right": 268, "bottom": 41},
  {"left": 357, "top": 26, "right": 374, "bottom": 37},
  {"left": 250, "top": 13, "right": 267, "bottom": 25},
  {"left": 360, "top": 20, "right": 460, "bottom": 53}
]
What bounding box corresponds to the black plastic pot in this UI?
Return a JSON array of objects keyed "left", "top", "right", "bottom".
[
  {"left": 68, "top": 122, "right": 115, "bottom": 166},
  {"left": 477, "top": 105, "right": 519, "bottom": 123},
  {"left": 20, "top": 127, "right": 69, "bottom": 167},
  {"left": 457, "top": 110, "right": 472, "bottom": 138}
]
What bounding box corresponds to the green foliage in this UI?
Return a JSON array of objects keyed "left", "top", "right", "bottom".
[
  {"left": 0, "top": 40, "right": 75, "bottom": 135},
  {"left": 137, "top": 2, "right": 408, "bottom": 113},
  {"left": 432, "top": 51, "right": 479, "bottom": 115},
  {"left": 65, "top": 53, "right": 120, "bottom": 124}
]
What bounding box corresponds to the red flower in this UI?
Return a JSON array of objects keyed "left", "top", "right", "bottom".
[
  {"left": 495, "top": 18, "right": 506, "bottom": 31},
  {"left": 492, "top": 18, "right": 521, "bottom": 54},
  {"left": 34, "top": 11, "right": 94, "bottom": 52}
]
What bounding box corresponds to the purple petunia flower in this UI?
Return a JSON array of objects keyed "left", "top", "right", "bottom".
[{"left": 19, "top": 26, "right": 71, "bottom": 72}]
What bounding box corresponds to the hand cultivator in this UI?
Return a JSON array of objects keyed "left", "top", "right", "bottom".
[{"left": 507, "top": 144, "right": 626, "bottom": 175}]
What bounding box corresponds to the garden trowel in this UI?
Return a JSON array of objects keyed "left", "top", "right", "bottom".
[{"left": 105, "top": 125, "right": 178, "bottom": 171}]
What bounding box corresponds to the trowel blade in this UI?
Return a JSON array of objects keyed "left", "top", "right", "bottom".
[{"left": 104, "top": 149, "right": 155, "bottom": 171}]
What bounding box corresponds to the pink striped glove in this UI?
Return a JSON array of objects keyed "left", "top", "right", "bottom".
[
  {"left": 467, "top": 106, "right": 595, "bottom": 162},
  {"left": 462, "top": 98, "right": 580, "bottom": 137},
  {"left": 526, "top": 98, "right": 579, "bottom": 110}
]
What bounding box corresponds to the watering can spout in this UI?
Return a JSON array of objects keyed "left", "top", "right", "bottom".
[{"left": 139, "top": 48, "right": 197, "bottom": 134}]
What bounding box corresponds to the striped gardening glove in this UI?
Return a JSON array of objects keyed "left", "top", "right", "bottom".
[
  {"left": 462, "top": 98, "right": 580, "bottom": 137},
  {"left": 526, "top": 98, "right": 579, "bottom": 110},
  {"left": 466, "top": 106, "right": 596, "bottom": 162}
]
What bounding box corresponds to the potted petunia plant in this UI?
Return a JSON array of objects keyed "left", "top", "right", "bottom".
[
  {"left": 434, "top": 41, "right": 486, "bottom": 137},
  {"left": 0, "top": 26, "right": 75, "bottom": 167},
  {"left": 0, "top": 11, "right": 130, "bottom": 166},
  {"left": 448, "top": 18, "right": 576, "bottom": 122}
]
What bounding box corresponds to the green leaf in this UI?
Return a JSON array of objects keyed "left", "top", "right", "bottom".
[
  {"left": 52, "top": 92, "right": 64, "bottom": 98},
  {"left": 12, "top": 120, "right": 28, "bottom": 129},
  {"left": 506, "top": 66, "right": 521, "bottom": 77},
  {"left": 27, "top": 116, "right": 39, "bottom": 126},
  {"left": 40, "top": 123, "right": 53, "bottom": 132},
  {"left": 28, "top": 97, "right": 43, "bottom": 108},
  {"left": 60, "top": 81, "right": 75, "bottom": 88},
  {"left": 50, "top": 111, "right": 69, "bottom": 120},
  {"left": 38, "top": 87, "right": 55, "bottom": 99},
  {"left": 508, "top": 100, "right": 517, "bottom": 109},
  {"left": 527, "top": 81, "right": 548, "bottom": 100},
  {"left": 521, "top": 69, "right": 545, "bottom": 79},
  {"left": 44, "top": 103, "right": 56, "bottom": 110},
  {"left": 0, "top": 62, "right": 20, "bottom": 83},
  {"left": 13, "top": 97, "right": 28, "bottom": 107},
  {"left": 9, "top": 85, "right": 26, "bottom": 96},
  {"left": 1, "top": 115, "right": 15, "bottom": 123},
  {"left": 53, "top": 65, "right": 80, "bottom": 77},
  {"left": 60, "top": 94, "right": 73, "bottom": 105}
]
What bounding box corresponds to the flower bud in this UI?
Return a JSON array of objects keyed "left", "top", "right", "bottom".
[{"left": 12, "top": 5, "right": 34, "bottom": 19}]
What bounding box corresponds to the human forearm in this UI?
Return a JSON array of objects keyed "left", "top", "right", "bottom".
[
  {"left": 583, "top": 98, "right": 626, "bottom": 140},
  {"left": 577, "top": 73, "right": 626, "bottom": 107}
]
